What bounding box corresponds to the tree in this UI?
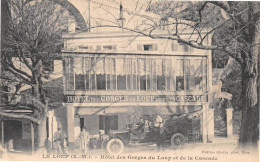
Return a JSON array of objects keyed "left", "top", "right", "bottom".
[
  {"left": 92, "top": 1, "right": 259, "bottom": 147},
  {"left": 1, "top": 0, "right": 72, "bottom": 151}
]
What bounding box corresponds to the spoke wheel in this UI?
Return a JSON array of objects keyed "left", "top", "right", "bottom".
[
  {"left": 171, "top": 133, "right": 185, "bottom": 149},
  {"left": 107, "top": 138, "right": 124, "bottom": 155}
]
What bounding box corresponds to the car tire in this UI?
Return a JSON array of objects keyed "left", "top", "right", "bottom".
[
  {"left": 171, "top": 133, "right": 185, "bottom": 149},
  {"left": 107, "top": 138, "right": 124, "bottom": 155}
]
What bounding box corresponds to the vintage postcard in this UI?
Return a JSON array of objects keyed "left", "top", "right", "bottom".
[{"left": 0, "top": 0, "right": 259, "bottom": 162}]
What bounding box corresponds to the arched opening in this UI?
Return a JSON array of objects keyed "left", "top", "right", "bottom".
[{"left": 24, "top": 0, "right": 88, "bottom": 31}]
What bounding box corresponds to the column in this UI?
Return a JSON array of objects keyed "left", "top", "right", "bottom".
[
  {"left": 47, "top": 111, "right": 54, "bottom": 142},
  {"left": 66, "top": 104, "right": 75, "bottom": 152},
  {"left": 201, "top": 104, "right": 208, "bottom": 143},
  {"left": 1, "top": 121, "right": 4, "bottom": 146},
  {"left": 31, "top": 122, "right": 34, "bottom": 153},
  {"left": 226, "top": 108, "right": 233, "bottom": 138},
  {"left": 207, "top": 109, "right": 214, "bottom": 142}
]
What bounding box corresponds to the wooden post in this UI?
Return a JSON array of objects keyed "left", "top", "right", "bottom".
[
  {"left": 1, "top": 121, "right": 4, "bottom": 146},
  {"left": 31, "top": 122, "right": 34, "bottom": 153}
]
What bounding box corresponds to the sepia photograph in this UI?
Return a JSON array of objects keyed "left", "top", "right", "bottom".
[{"left": 0, "top": 0, "right": 259, "bottom": 161}]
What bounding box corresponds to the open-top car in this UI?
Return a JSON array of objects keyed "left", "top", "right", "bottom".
[{"left": 105, "top": 114, "right": 199, "bottom": 154}]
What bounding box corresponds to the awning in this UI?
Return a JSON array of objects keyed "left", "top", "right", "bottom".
[
  {"left": 139, "top": 105, "right": 202, "bottom": 115},
  {"left": 75, "top": 105, "right": 202, "bottom": 116},
  {"left": 75, "top": 107, "right": 136, "bottom": 115}
]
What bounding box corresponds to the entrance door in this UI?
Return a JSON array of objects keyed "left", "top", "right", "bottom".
[
  {"left": 4, "top": 120, "right": 22, "bottom": 150},
  {"left": 99, "top": 115, "right": 118, "bottom": 134}
]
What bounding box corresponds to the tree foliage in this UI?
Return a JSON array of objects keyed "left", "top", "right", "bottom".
[
  {"left": 99, "top": 1, "right": 259, "bottom": 147},
  {"left": 147, "top": 1, "right": 259, "bottom": 147},
  {"left": 1, "top": 0, "right": 73, "bottom": 150}
]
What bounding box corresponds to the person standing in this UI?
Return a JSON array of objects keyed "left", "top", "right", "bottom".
[
  {"left": 54, "top": 128, "right": 65, "bottom": 154},
  {"left": 154, "top": 114, "right": 163, "bottom": 128},
  {"left": 157, "top": 123, "right": 167, "bottom": 151},
  {"left": 79, "top": 127, "right": 89, "bottom": 153}
]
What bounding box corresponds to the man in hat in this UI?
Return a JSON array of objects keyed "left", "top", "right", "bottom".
[{"left": 54, "top": 128, "right": 65, "bottom": 154}]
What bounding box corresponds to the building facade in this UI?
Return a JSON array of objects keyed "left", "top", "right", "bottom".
[{"left": 62, "top": 30, "right": 214, "bottom": 151}]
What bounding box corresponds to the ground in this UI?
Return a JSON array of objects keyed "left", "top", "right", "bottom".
[{"left": 1, "top": 136, "right": 258, "bottom": 162}]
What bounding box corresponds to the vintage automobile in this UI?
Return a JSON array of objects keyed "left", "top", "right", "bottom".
[{"left": 105, "top": 115, "right": 197, "bottom": 154}]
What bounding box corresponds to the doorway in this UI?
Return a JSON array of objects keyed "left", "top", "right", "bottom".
[
  {"left": 99, "top": 115, "right": 118, "bottom": 134},
  {"left": 4, "top": 120, "right": 22, "bottom": 150}
]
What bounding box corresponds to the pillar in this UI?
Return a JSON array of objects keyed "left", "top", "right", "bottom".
[
  {"left": 1, "top": 121, "right": 4, "bottom": 146},
  {"left": 207, "top": 109, "right": 215, "bottom": 142},
  {"left": 226, "top": 108, "right": 233, "bottom": 138},
  {"left": 31, "top": 122, "right": 34, "bottom": 153},
  {"left": 66, "top": 104, "right": 75, "bottom": 152},
  {"left": 201, "top": 104, "right": 208, "bottom": 143},
  {"left": 47, "top": 110, "right": 54, "bottom": 142}
]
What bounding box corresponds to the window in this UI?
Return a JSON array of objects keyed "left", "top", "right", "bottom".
[
  {"left": 79, "top": 46, "right": 93, "bottom": 50},
  {"left": 175, "top": 60, "right": 184, "bottom": 91},
  {"left": 75, "top": 74, "right": 85, "bottom": 90},
  {"left": 137, "top": 44, "right": 158, "bottom": 51},
  {"left": 144, "top": 44, "right": 153, "bottom": 51},
  {"left": 176, "top": 76, "right": 184, "bottom": 91},
  {"left": 183, "top": 45, "right": 189, "bottom": 52},
  {"left": 138, "top": 59, "right": 146, "bottom": 90},
  {"left": 103, "top": 45, "right": 117, "bottom": 50},
  {"left": 193, "top": 59, "right": 203, "bottom": 90},
  {"left": 157, "top": 59, "right": 166, "bottom": 90},
  {"left": 85, "top": 57, "right": 91, "bottom": 90},
  {"left": 184, "top": 60, "right": 190, "bottom": 91},
  {"left": 74, "top": 57, "right": 85, "bottom": 90},
  {"left": 179, "top": 44, "right": 194, "bottom": 52},
  {"left": 103, "top": 46, "right": 112, "bottom": 50},
  {"left": 146, "top": 58, "right": 151, "bottom": 90},
  {"left": 64, "top": 57, "right": 74, "bottom": 90},
  {"left": 64, "top": 55, "right": 207, "bottom": 92},
  {"left": 116, "top": 58, "right": 126, "bottom": 90},
  {"left": 96, "top": 58, "right": 106, "bottom": 90},
  {"left": 171, "top": 43, "right": 179, "bottom": 52}
]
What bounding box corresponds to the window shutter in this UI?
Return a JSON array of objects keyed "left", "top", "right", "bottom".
[
  {"left": 153, "top": 43, "right": 158, "bottom": 51},
  {"left": 137, "top": 44, "right": 143, "bottom": 51}
]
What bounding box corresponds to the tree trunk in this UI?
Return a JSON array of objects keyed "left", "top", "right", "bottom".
[
  {"left": 32, "top": 81, "right": 48, "bottom": 152},
  {"left": 238, "top": 48, "right": 259, "bottom": 147},
  {"left": 37, "top": 117, "right": 47, "bottom": 152},
  {"left": 238, "top": 7, "right": 259, "bottom": 147}
]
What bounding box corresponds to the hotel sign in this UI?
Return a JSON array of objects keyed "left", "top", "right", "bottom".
[{"left": 64, "top": 95, "right": 207, "bottom": 103}]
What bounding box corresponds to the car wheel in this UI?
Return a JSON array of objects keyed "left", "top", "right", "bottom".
[
  {"left": 171, "top": 133, "right": 185, "bottom": 149},
  {"left": 107, "top": 138, "right": 124, "bottom": 155}
]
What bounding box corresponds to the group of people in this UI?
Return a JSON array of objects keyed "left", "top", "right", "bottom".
[
  {"left": 53, "top": 114, "right": 176, "bottom": 154},
  {"left": 134, "top": 114, "right": 168, "bottom": 151},
  {"left": 53, "top": 127, "right": 90, "bottom": 154}
]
